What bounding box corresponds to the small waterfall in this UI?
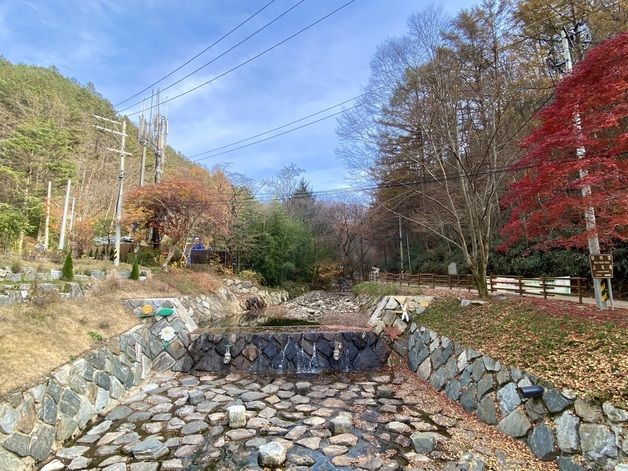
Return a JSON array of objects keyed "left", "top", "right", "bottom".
[
  {"left": 296, "top": 343, "right": 320, "bottom": 374},
  {"left": 273, "top": 343, "right": 288, "bottom": 372}
]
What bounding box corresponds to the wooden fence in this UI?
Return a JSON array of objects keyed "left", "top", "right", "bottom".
[{"left": 373, "top": 272, "right": 591, "bottom": 304}]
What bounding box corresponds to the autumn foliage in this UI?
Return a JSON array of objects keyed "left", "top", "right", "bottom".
[
  {"left": 501, "top": 32, "right": 628, "bottom": 250},
  {"left": 125, "top": 167, "right": 231, "bottom": 268}
]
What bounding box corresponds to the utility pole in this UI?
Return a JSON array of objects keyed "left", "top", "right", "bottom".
[
  {"left": 43, "top": 181, "right": 51, "bottom": 251},
  {"left": 93, "top": 115, "right": 130, "bottom": 267},
  {"left": 135, "top": 89, "right": 168, "bottom": 185},
  {"left": 138, "top": 114, "right": 148, "bottom": 186},
  {"left": 153, "top": 93, "right": 168, "bottom": 184},
  {"left": 406, "top": 233, "right": 411, "bottom": 276},
  {"left": 58, "top": 179, "right": 71, "bottom": 251},
  {"left": 398, "top": 216, "right": 404, "bottom": 282},
  {"left": 68, "top": 197, "right": 76, "bottom": 239},
  {"left": 560, "top": 28, "right": 607, "bottom": 310}
]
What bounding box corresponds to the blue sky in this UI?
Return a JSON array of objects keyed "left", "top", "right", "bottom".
[{"left": 0, "top": 0, "right": 474, "bottom": 192}]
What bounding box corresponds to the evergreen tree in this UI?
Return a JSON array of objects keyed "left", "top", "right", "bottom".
[
  {"left": 61, "top": 251, "right": 74, "bottom": 281},
  {"left": 130, "top": 259, "right": 140, "bottom": 280}
]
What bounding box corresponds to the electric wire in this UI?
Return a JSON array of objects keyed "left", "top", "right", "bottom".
[
  {"left": 126, "top": 0, "right": 358, "bottom": 116},
  {"left": 191, "top": 104, "right": 361, "bottom": 162},
  {"left": 188, "top": 91, "right": 379, "bottom": 158},
  {"left": 183, "top": 5, "right": 592, "bottom": 161},
  {"left": 114, "top": 0, "right": 278, "bottom": 108},
  {"left": 215, "top": 154, "right": 586, "bottom": 204},
  {"left": 119, "top": 0, "right": 307, "bottom": 112}
]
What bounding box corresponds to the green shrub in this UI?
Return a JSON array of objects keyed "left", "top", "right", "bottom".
[
  {"left": 134, "top": 246, "right": 161, "bottom": 266},
  {"left": 238, "top": 269, "right": 263, "bottom": 284},
  {"left": 61, "top": 251, "right": 74, "bottom": 281},
  {"left": 87, "top": 331, "right": 103, "bottom": 342},
  {"left": 281, "top": 281, "right": 309, "bottom": 299},
  {"left": 10, "top": 258, "right": 22, "bottom": 274},
  {"left": 130, "top": 260, "right": 140, "bottom": 280}
]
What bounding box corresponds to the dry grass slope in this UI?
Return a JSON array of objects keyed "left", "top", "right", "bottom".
[
  {"left": 0, "top": 277, "right": 188, "bottom": 398},
  {"left": 419, "top": 296, "right": 628, "bottom": 408}
]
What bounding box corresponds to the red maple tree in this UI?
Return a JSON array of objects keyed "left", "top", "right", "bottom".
[
  {"left": 501, "top": 32, "right": 628, "bottom": 250},
  {"left": 125, "top": 167, "right": 231, "bottom": 269}
]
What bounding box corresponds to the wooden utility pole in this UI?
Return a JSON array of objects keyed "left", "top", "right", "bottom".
[
  {"left": 406, "top": 233, "right": 411, "bottom": 276},
  {"left": 58, "top": 179, "right": 71, "bottom": 251},
  {"left": 560, "top": 28, "right": 607, "bottom": 310},
  {"left": 93, "top": 115, "right": 130, "bottom": 266},
  {"left": 43, "top": 181, "right": 51, "bottom": 251},
  {"left": 398, "top": 216, "right": 404, "bottom": 281}
]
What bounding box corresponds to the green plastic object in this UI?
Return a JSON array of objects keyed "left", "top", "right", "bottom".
[{"left": 155, "top": 307, "right": 175, "bottom": 317}]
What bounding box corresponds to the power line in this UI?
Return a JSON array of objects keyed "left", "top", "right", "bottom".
[
  {"left": 184, "top": 12, "right": 574, "bottom": 161},
  {"left": 191, "top": 104, "right": 361, "bottom": 162},
  {"left": 126, "top": 0, "right": 358, "bottom": 117},
  {"left": 114, "top": 0, "right": 278, "bottom": 108},
  {"left": 188, "top": 91, "right": 378, "bottom": 158},
  {"left": 245, "top": 155, "right": 582, "bottom": 203},
  {"left": 119, "top": 0, "right": 306, "bottom": 113}
]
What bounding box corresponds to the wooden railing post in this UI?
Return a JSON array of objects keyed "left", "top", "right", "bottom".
[
  {"left": 448, "top": 274, "right": 452, "bottom": 290},
  {"left": 417, "top": 272, "right": 421, "bottom": 287},
  {"left": 518, "top": 276, "right": 523, "bottom": 296},
  {"left": 490, "top": 275, "right": 495, "bottom": 293},
  {"left": 431, "top": 273, "right": 435, "bottom": 288},
  {"left": 542, "top": 276, "right": 547, "bottom": 299},
  {"left": 577, "top": 277, "right": 582, "bottom": 304}
]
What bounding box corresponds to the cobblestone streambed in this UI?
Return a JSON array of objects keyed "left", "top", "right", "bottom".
[{"left": 38, "top": 369, "right": 553, "bottom": 471}]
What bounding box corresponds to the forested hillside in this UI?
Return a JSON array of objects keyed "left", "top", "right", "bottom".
[{"left": 0, "top": 58, "right": 192, "bottom": 254}]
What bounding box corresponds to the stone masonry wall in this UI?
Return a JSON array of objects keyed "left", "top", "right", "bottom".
[
  {"left": 407, "top": 326, "right": 627, "bottom": 470},
  {"left": 0, "top": 285, "right": 287, "bottom": 470},
  {"left": 0, "top": 268, "right": 152, "bottom": 306},
  {"left": 178, "top": 285, "right": 289, "bottom": 328},
  {"left": 0, "top": 299, "right": 197, "bottom": 471},
  {"left": 368, "top": 294, "right": 628, "bottom": 470},
  {"left": 189, "top": 331, "right": 390, "bottom": 375}
]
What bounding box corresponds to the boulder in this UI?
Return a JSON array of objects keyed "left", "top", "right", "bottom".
[
  {"left": 330, "top": 415, "right": 352, "bottom": 435},
  {"left": 497, "top": 383, "right": 521, "bottom": 416},
  {"left": 579, "top": 423, "right": 617, "bottom": 463},
  {"left": 527, "top": 423, "right": 555, "bottom": 460},
  {"left": 555, "top": 411, "right": 580, "bottom": 453},
  {"left": 410, "top": 432, "right": 436, "bottom": 454},
  {"left": 228, "top": 405, "right": 247, "bottom": 428},
  {"left": 498, "top": 408, "right": 531, "bottom": 438},
  {"left": 258, "top": 441, "right": 287, "bottom": 467}
]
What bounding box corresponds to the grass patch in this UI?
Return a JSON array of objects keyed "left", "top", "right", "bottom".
[
  {"left": 280, "top": 281, "right": 309, "bottom": 299},
  {"left": 152, "top": 267, "right": 221, "bottom": 294},
  {"left": 419, "top": 297, "right": 628, "bottom": 407}
]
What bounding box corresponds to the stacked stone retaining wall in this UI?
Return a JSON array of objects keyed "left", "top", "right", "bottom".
[
  {"left": 189, "top": 331, "right": 389, "bottom": 374},
  {"left": 0, "top": 325, "right": 162, "bottom": 469},
  {"left": 0, "top": 286, "right": 307, "bottom": 470},
  {"left": 0, "top": 298, "right": 198, "bottom": 470},
  {"left": 368, "top": 294, "right": 628, "bottom": 470}
]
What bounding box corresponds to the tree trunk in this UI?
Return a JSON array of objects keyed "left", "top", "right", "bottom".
[
  {"left": 162, "top": 246, "right": 176, "bottom": 272},
  {"left": 470, "top": 261, "right": 489, "bottom": 298}
]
